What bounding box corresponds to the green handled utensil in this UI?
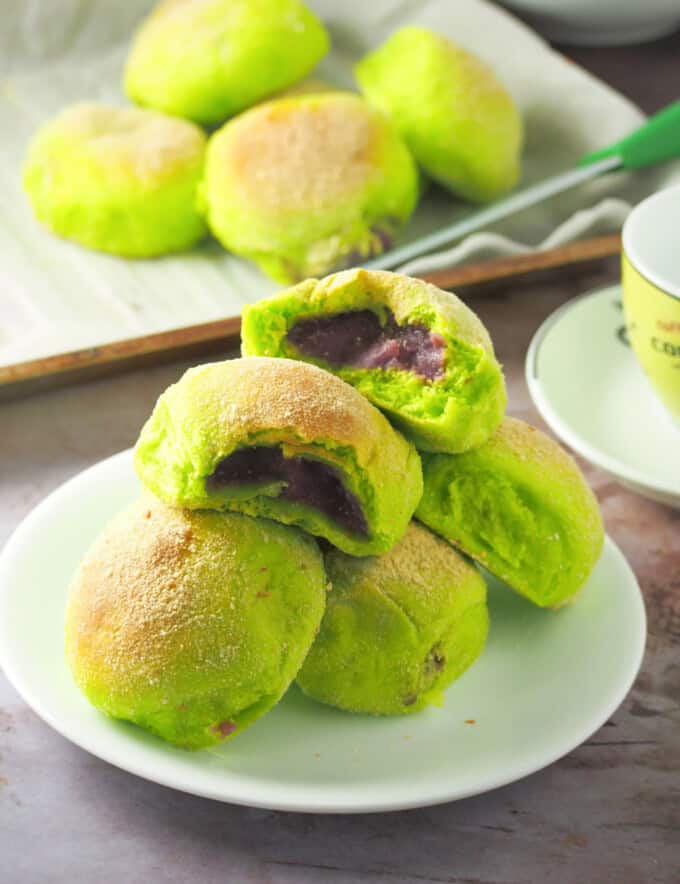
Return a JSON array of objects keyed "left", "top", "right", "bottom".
[{"left": 364, "top": 99, "right": 680, "bottom": 271}]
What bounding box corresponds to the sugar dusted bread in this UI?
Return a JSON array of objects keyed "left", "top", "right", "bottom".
[
  {"left": 23, "top": 103, "right": 207, "bottom": 257},
  {"left": 202, "top": 93, "right": 419, "bottom": 282},
  {"left": 65, "top": 496, "right": 326, "bottom": 749},
  {"left": 134, "top": 357, "right": 423, "bottom": 556},
  {"left": 356, "top": 27, "right": 523, "bottom": 203},
  {"left": 297, "top": 521, "right": 488, "bottom": 714},
  {"left": 416, "top": 417, "right": 605, "bottom": 608},
  {"left": 124, "top": 0, "right": 329, "bottom": 125},
  {"left": 242, "top": 268, "right": 506, "bottom": 453}
]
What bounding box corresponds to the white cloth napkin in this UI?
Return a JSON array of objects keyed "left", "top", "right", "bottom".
[{"left": 1, "top": 0, "right": 678, "bottom": 366}]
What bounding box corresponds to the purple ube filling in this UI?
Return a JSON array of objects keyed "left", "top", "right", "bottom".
[
  {"left": 207, "top": 446, "right": 368, "bottom": 537},
  {"left": 286, "top": 309, "right": 446, "bottom": 380}
]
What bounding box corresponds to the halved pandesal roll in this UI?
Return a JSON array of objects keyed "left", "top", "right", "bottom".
[
  {"left": 134, "top": 357, "right": 423, "bottom": 556},
  {"left": 242, "top": 268, "right": 507, "bottom": 453},
  {"left": 416, "top": 417, "right": 605, "bottom": 608},
  {"left": 65, "top": 496, "right": 326, "bottom": 749},
  {"left": 297, "top": 521, "right": 488, "bottom": 715}
]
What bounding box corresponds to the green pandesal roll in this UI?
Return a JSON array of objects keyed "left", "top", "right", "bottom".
[
  {"left": 356, "top": 27, "right": 523, "bottom": 203},
  {"left": 416, "top": 418, "right": 605, "bottom": 608},
  {"left": 201, "top": 93, "right": 419, "bottom": 283},
  {"left": 134, "top": 357, "right": 423, "bottom": 556},
  {"left": 124, "top": 0, "right": 329, "bottom": 126},
  {"left": 297, "top": 522, "right": 488, "bottom": 715},
  {"left": 65, "top": 497, "right": 326, "bottom": 749},
  {"left": 241, "top": 269, "right": 506, "bottom": 453},
  {"left": 23, "top": 103, "right": 207, "bottom": 257}
]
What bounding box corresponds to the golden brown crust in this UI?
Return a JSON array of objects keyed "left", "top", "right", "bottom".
[
  {"left": 66, "top": 497, "right": 205, "bottom": 693},
  {"left": 57, "top": 103, "right": 206, "bottom": 179},
  {"left": 490, "top": 417, "right": 588, "bottom": 481},
  {"left": 323, "top": 521, "right": 485, "bottom": 634},
  {"left": 327, "top": 268, "right": 496, "bottom": 354},
  {"left": 185, "top": 356, "right": 391, "bottom": 454},
  {"left": 216, "top": 94, "right": 384, "bottom": 210},
  {"left": 352, "top": 521, "right": 477, "bottom": 594},
  {"left": 66, "top": 494, "right": 323, "bottom": 696}
]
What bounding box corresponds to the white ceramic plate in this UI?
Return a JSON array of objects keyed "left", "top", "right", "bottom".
[
  {"left": 527, "top": 285, "right": 680, "bottom": 509},
  {"left": 0, "top": 451, "right": 646, "bottom": 813}
]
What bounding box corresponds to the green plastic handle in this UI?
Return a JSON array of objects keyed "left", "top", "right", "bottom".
[{"left": 580, "top": 99, "right": 680, "bottom": 170}]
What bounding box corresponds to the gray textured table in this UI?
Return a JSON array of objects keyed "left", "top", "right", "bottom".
[{"left": 2, "top": 36, "right": 680, "bottom": 884}]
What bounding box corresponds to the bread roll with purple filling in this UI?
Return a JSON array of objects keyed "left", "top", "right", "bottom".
[
  {"left": 242, "top": 269, "right": 506, "bottom": 453},
  {"left": 135, "top": 357, "right": 423, "bottom": 556}
]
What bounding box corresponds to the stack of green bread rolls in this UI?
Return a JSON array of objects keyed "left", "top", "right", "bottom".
[
  {"left": 66, "top": 269, "right": 605, "bottom": 749},
  {"left": 23, "top": 1, "right": 523, "bottom": 281}
]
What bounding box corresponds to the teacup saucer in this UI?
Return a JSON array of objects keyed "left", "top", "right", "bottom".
[{"left": 526, "top": 284, "right": 680, "bottom": 509}]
